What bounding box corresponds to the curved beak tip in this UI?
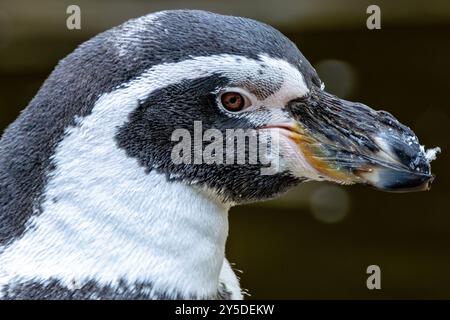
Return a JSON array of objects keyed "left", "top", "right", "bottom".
[
  {"left": 371, "top": 171, "right": 435, "bottom": 193},
  {"left": 354, "top": 144, "right": 439, "bottom": 192}
]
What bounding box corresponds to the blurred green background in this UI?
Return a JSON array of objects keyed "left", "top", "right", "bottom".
[{"left": 1, "top": 0, "right": 449, "bottom": 299}]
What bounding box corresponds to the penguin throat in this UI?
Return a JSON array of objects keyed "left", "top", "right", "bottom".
[
  {"left": 0, "top": 154, "right": 230, "bottom": 298},
  {"left": 0, "top": 80, "right": 231, "bottom": 298}
]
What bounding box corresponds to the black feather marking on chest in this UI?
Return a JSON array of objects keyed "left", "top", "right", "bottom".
[{"left": 0, "top": 279, "right": 233, "bottom": 300}]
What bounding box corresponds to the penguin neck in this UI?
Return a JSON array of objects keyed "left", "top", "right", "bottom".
[
  {"left": 0, "top": 87, "right": 231, "bottom": 298},
  {"left": 0, "top": 61, "right": 241, "bottom": 298},
  {"left": 0, "top": 160, "right": 230, "bottom": 299}
]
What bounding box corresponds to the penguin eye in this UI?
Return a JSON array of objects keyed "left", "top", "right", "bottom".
[{"left": 220, "top": 92, "right": 249, "bottom": 112}]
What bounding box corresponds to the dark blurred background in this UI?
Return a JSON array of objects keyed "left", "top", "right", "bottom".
[{"left": 1, "top": 0, "right": 449, "bottom": 299}]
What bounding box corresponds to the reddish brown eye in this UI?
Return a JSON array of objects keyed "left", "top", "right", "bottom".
[{"left": 221, "top": 92, "right": 245, "bottom": 112}]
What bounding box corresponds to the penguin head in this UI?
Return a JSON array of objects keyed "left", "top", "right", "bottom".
[{"left": 42, "top": 10, "right": 438, "bottom": 205}]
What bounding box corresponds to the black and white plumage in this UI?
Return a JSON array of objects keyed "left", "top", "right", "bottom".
[{"left": 0, "top": 10, "right": 438, "bottom": 300}]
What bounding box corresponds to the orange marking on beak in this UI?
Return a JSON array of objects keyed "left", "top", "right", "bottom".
[
  {"left": 262, "top": 122, "right": 354, "bottom": 182},
  {"left": 289, "top": 124, "right": 354, "bottom": 182}
]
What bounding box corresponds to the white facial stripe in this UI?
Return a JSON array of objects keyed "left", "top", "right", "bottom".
[
  {"left": 112, "top": 11, "right": 165, "bottom": 57},
  {"left": 257, "top": 55, "right": 309, "bottom": 105},
  {"left": 120, "top": 53, "right": 308, "bottom": 104}
]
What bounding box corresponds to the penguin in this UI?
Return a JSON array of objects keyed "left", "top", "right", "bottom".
[{"left": 0, "top": 10, "right": 439, "bottom": 300}]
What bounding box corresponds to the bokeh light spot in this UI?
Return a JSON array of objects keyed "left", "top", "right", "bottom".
[{"left": 309, "top": 185, "right": 350, "bottom": 223}]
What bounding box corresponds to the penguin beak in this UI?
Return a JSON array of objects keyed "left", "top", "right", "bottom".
[{"left": 285, "top": 89, "right": 440, "bottom": 192}]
